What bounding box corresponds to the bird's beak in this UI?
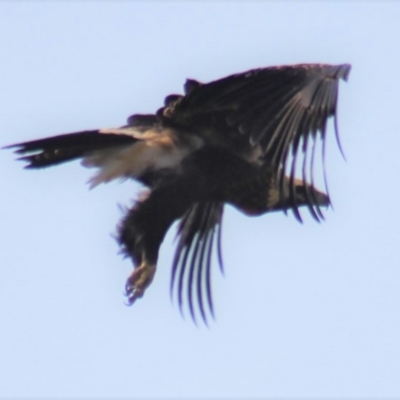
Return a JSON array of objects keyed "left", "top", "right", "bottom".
[{"left": 312, "top": 188, "right": 330, "bottom": 208}]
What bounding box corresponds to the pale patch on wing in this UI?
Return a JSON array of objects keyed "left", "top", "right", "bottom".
[
  {"left": 82, "top": 128, "right": 201, "bottom": 188},
  {"left": 99, "top": 127, "right": 162, "bottom": 139}
]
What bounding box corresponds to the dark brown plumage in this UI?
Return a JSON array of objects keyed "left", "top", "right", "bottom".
[{"left": 5, "top": 63, "right": 350, "bottom": 323}]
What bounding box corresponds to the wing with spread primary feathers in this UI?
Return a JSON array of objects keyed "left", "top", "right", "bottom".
[
  {"left": 171, "top": 201, "right": 224, "bottom": 325},
  {"left": 168, "top": 63, "right": 351, "bottom": 221}
]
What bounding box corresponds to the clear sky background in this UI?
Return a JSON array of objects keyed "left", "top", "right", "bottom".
[{"left": 1, "top": 2, "right": 399, "bottom": 398}]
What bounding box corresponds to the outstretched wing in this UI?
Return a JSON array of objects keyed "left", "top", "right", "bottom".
[
  {"left": 171, "top": 201, "right": 224, "bottom": 325},
  {"left": 168, "top": 63, "right": 351, "bottom": 220},
  {"left": 4, "top": 114, "right": 196, "bottom": 188},
  {"left": 4, "top": 114, "right": 161, "bottom": 169},
  {"left": 5, "top": 130, "right": 137, "bottom": 168}
]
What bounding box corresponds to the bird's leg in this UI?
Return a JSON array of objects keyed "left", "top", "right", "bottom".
[
  {"left": 124, "top": 258, "right": 156, "bottom": 305},
  {"left": 119, "top": 201, "right": 162, "bottom": 304},
  {"left": 118, "top": 181, "right": 197, "bottom": 305}
]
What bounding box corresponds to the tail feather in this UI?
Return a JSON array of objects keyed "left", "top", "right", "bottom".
[{"left": 5, "top": 130, "right": 136, "bottom": 168}]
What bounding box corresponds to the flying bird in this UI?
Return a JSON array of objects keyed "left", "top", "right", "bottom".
[{"left": 5, "top": 63, "right": 351, "bottom": 324}]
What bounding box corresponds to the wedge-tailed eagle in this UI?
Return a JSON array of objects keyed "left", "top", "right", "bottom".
[{"left": 5, "top": 63, "right": 351, "bottom": 323}]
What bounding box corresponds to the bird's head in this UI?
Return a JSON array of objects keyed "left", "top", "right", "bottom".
[{"left": 268, "top": 177, "right": 330, "bottom": 212}]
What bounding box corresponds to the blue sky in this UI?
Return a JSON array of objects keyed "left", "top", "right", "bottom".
[{"left": 1, "top": 2, "right": 400, "bottom": 398}]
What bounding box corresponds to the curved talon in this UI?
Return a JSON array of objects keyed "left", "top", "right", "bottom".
[
  {"left": 124, "top": 281, "right": 134, "bottom": 296},
  {"left": 124, "top": 292, "right": 142, "bottom": 306},
  {"left": 123, "top": 263, "right": 156, "bottom": 305}
]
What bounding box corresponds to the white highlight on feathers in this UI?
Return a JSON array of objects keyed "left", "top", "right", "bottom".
[{"left": 81, "top": 128, "right": 201, "bottom": 188}]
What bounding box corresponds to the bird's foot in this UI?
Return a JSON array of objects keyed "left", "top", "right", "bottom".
[{"left": 124, "top": 263, "right": 156, "bottom": 305}]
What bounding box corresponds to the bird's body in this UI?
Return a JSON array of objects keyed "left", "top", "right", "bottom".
[{"left": 6, "top": 63, "right": 350, "bottom": 323}]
